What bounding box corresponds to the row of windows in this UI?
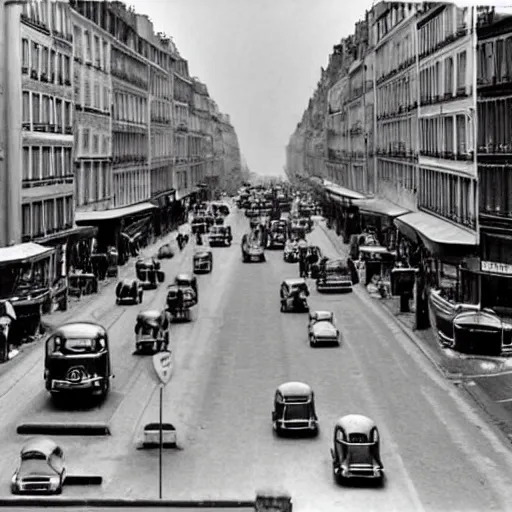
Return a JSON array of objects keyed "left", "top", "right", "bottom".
[
  {"left": 419, "top": 51, "right": 467, "bottom": 102},
  {"left": 150, "top": 100, "right": 172, "bottom": 124},
  {"left": 22, "top": 146, "right": 73, "bottom": 182},
  {"left": 194, "top": 93, "right": 209, "bottom": 112},
  {"left": 73, "top": 24, "right": 109, "bottom": 71},
  {"left": 151, "top": 166, "right": 173, "bottom": 196},
  {"left": 22, "top": 197, "right": 73, "bottom": 239},
  {"left": 377, "top": 118, "right": 416, "bottom": 153},
  {"left": 418, "top": 168, "right": 476, "bottom": 228},
  {"left": 112, "top": 132, "right": 148, "bottom": 161},
  {"left": 374, "top": 3, "right": 411, "bottom": 44},
  {"left": 174, "top": 135, "right": 188, "bottom": 160},
  {"left": 419, "top": 114, "right": 473, "bottom": 156},
  {"left": 377, "top": 71, "right": 416, "bottom": 115},
  {"left": 189, "top": 137, "right": 203, "bottom": 158},
  {"left": 376, "top": 26, "right": 413, "bottom": 80},
  {"left": 174, "top": 104, "right": 189, "bottom": 126},
  {"left": 190, "top": 164, "right": 204, "bottom": 188},
  {"left": 478, "top": 36, "right": 512, "bottom": 85},
  {"left": 111, "top": 48, "right": 148, "bottom": 90},
  {"left": 477, "top": 99, "right": 512, "bottom": 152},
  {"left": 76, "top": 127, "right": 110, "bottom": 158},
  {"left": 479, "top": 166, "right": 512, "bottom": 216},
  {"left": 74, "top": 161, "right": 110, "bottom": 207},
  {"left": 418, "top": 6, "right": 467, "bottom": 57},
  {"left": 174, "top": 77, "right": 191, "bottom": 104},
  {"left": 22, "top": 0, "right": 72, "bottom": 39},
  {"left": 22, "top": 39, "right": 71, "bottom": 85},
  {"left": 150, "top": 73, "right": 172, "bottom": 100},
  {"left": 175, "top": 170, "right": 189, "bottom": 190},
  {"left": 74, "top": 67, "right": 110, "bottom": 113},
  {"left": 151, "top": 132, "right": 173, "bottom": 159},
  {"left": 377, "top": 160, "right": 416, "bottom": 191},
  {"left": 113, "top": 93, "right": 148, "bottom": 125},
  {"left": 22, "top": 91, "right": 72, "bottom": 131},
  {"left": 112, "top": 170, "right": 150, "bottom": 208}
]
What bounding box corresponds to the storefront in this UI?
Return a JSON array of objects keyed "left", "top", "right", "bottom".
[
  {"left": 75, "top": 203, "right": 158, "bottom": 266},
  {"left": 151, "top": 189, "right": 176, "bottom": 237}
]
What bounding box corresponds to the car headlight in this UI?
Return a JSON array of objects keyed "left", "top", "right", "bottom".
[
  {"left": 11, "top": 474, "right": 18, "bottom": 485},
  {"left": 49, "top": 476, "right": 60, "bottom": 488}
]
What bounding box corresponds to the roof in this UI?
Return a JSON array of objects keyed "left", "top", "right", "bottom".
[
  {"left": 120, "top": 278, "right": 137, "bottom": 285},
  {"left": 21, "top": 437, "right": 58, "bottom": 457},
  {"left": 324, "top": 181, "right": 365, "bottom": 201},
  {"left": 54, "top": 322, "right": 106, "bottom": 338},
  {"left": 277, "top": 381, "right": 312, "bottom": 396},
  {"left": 394, "top": 211, "right": 477, "bottom": 246},
  {"left": 75, "top": 202, "right": 157, "bottom": 223},
  {"left": 311, "top": 311, "right": 334, "bottom": 320},
  {"left": 335, "top": 414, "right": 376, "bottom": 433},
  {"left": 0, "top": 243, "right": 53, "bottom": 265},
  {"left": 312, "top": 322, "right": 337, "bottom": 335},
  {"left": 137, "top": 310, "right": 162, "bottom": 321},
  {"left": 284, "top": 278, "right": 307, "bottom": 286},
  {"left": 194, "top": 250, "right": 212, "bottom": 257},
  {"left": 175, "top": 273, "right": 193, "bottom": 280},
  {"left": 353, "top": 197, "right": 409, "bottom": 218}
]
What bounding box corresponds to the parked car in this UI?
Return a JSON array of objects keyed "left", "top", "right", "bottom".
[
  {"left": 331, "top": 414, "right": 384, "bottom": 484},
  {"left": 307, "top": 311, "right": 340, "bottom": 347},
  {"left": 157, "top": 243, "right": 175, "bottom": 259},
  {"left": 272, "top": 382, "right": 318, "bottom": 436},
  {"left": 11, "top": 438, "right": 66, "bottom": 495}
]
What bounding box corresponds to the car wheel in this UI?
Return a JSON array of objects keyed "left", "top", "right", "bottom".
[{"left": 116, "top": 298, "right": 120, "bottom": 305}]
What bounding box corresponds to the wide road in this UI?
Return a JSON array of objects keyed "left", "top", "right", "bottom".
[{"left": 2, "top": 209, "right": 512, "bottom": 511}]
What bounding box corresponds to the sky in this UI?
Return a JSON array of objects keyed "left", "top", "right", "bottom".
[{"left": 128, "top": 0, "right": 371, "bottom": 176}]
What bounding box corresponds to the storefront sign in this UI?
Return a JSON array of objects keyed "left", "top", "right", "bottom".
[{"left": 481, "top": 261, "right": 512, "bottom": 275}]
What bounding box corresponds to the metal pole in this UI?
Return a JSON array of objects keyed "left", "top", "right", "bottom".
[{"left": 159, "top": 384, "right": 163, "bottom": 499}]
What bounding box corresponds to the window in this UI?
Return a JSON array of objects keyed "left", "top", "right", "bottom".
[
  {"left": 32, "top": 202, "right": 43, "bottom": 236},
  {"left": 103, "top": 40, "right": 108, "bottom": 70},
  {"left": 82, "top": 128, "right": 90, "bottom": 153},
  {"left": 42, "top": 95, "right": 50, "bottom": 124},
  {"left": 56, "top": 198, "right": 65, "bottom": 229},
  {"left": 22, "top": 205, "right": 31, "bottom": 237},
  {"left": 44, "top": 200, "right": 54, "bottom": 232},
  {"left": 64, "top": 101, "right": 71, "bottom": 128},
  {"left": 83, "top": 162, "right": 91, "bottom": 203},
  {"left": 41, "top": 46, "right": 48, "bottom": 77},
  {"left": 31, "top": 42, "right": 39, "bottom": 75},
  {"left": 94, "top": 35, "right": 100, "bottom": 67},
  {"left": 54, "top": 147, "right": 62, "bottom": 177},
  {"left": 65, "top": 197, "right": 73, "bottom": 225},
  {"left": 73, "top": 25, "right": 82, "bottom": 60},
  {"left": 94, "top": 82, "right": 100, "bottom": 109},
  {"left": 444, "top": 116, "right": 454, "bottom": 153},
  {"left": 444, "top": 57, "right": 453, "bottom": 96},
  {"left": 84, "top": 78, "right": 91, "bottom": 107},
  {"left": 50, "top": 50, "right": 56, "bottom": 82},
  {"left": 103, "top": 86, "right": 109, "bottom": 111},
  {"left": 31, "top": 147, "right": 40, "bottom": 180},
  {"left": 102, "top": 135, "right": 109, "bottom": 155},
  {"left": 457, "top": 51, "right": 467, "bottom": 90},
  {"left": 22, "top": 39, "right": 29, "bottom": 71},
  {"left": 64, "top": 148, "right": 72, "bottom": 173},
  {"left": 56, "top": 52, "right": 62, "bottom": 83},
  {"left": 32, "top": 94, "right": 40, "bottom": 124},
  {"left": 22, "top": 92, "right": 30, "bottom": 125},
  {"left": 55, "top": 99, "right": 63, "bottom": 130},
  {"left": 456, "top": 114, "right": 466, "bottom": 153},
  {"left": 92, "top": 134, "right": 99, "bottom": 154},
  {"left": 63, "top": 55, "right": 70, "bottom": 82},
  {"left": 84, "top": 30, "right": 91, "bottom": 62},
  {"left": 42, "top": 147, "right": 52, "bottom": 178},
  {"left": 22, "top": 147, "right": 30, "bottom": 181}
]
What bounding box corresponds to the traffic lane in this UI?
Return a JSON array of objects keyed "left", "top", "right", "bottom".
[
  {"left": 307, "top": 226, "right": 512, "bottom": 510},
  {"left": 0, "top": 213, "right": 245, "bottom": 492}
]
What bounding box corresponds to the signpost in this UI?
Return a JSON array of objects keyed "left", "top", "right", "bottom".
[{"left": 152, "top": 350, "right": 173, "bottom": 499}]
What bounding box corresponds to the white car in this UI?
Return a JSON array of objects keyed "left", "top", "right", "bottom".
[{"left": 308, "top": 311, "right": 340, "bottom": 347}]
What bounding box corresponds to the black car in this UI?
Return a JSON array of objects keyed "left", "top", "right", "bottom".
[
  {"left": 157, "top": 243, "right": 175, "bottom": 259},
  {"left": 115, "top": 279, "right": 143, "bottom": 305}
]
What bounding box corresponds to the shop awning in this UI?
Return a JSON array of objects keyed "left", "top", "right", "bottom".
[
  {"left": 324, "top": 181, "right": 365, "bottom": 201},
  {"left": 176, "top": 187, "right": 200, "bottom": 201},
  {"left": 394, "top": 211, "right": 477, "bottom": 246},
  {"left": 34, "top": 225, "right": 98, "bottom": 246},
  {"left": 353, "top": 197, "right": 409, "bottom": 218},
  {"left": 75, "top": 203, "right": 157, "bottom": 223},
  {"left": 309, "top": 176, "right": 324, "bottom": 186},
  {"left": 0, "top": 242, "right": 53, "bottom": 265}
]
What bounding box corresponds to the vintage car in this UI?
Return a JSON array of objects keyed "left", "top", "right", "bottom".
[
  {"left": 115, "top": 278, "right": 143, "bottom": 305},
  {"left": 331, "top": 415, "right": 384, "bottom": 484},
  {"left": 308, "top": 311, "right": 340, "bottom": 347},
  {"left": 174, "top": 273, "right": 198, "bottom": 299},
  {"left": 283, "top": 240, "right": 300, "bottom": 263},
  {"left": 208, "top": 225, "right": 233, "bottom": 247},
  {"left": 306, "top": 246, "right": 323, "bottom": 277},
  {"left": 193, "top": 250, "right": 213, "bottom": 274},
  {"left": 191, "top": 216, "right": 208, "bottom": 234},
  {"left": 90, "top": 248, "right": 118, "bottom": 280},
  {"left": 135, "top": 258, "right": 165, "bottom": 289},
  {"left": 280, "top": 278, "right": 310, "bottom": 313},
  {"left": 166, "top": 285, "right": 196, "bottom": 322},
  {"left": 267, "top": 227, "right": 287, "bottom": 249},
  {"left": 134, "top": 310, "right": 170, "bottom": 353},
  {"left": 316, "top": 259, "right": 353, "bottom": 293},
  {"left": 272, "top": 382, "right": 318, "bottom": 436},
  {"left": 11, "top": 438, "right": 66, "bottom": 495},
  {"left": 241, "top": 233, "right": 266, "bottom": 263},
  {"left": 214, "top": 216, "right": 225, "bottom": 226},
  {"left": 157, "top": 243, "right": 175, "bottom": 260},
  {"left": 68, "top": 273, "right": 98, "bottom": 298},
  {"left": 44, "top": 322, "right": 112, "bottom": 398}
]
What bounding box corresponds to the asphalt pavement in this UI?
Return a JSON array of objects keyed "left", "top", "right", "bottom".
[{"left": 2, "top": 210, "right": 512, "bottom": 511}]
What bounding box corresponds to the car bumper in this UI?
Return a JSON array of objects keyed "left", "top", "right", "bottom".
[
  {"left": 51, "top": 376, "right": 104, "bottom": 392},
  {"left": 311, "top": 337, "right": 339, "bottom": 345},
  {"left": 336, "top": 465, "right": 383, "bottom": 479},
  {"left": 275, "top": 420, "right": 317, "bottom": 431},
  {"left": 316, "top": 282, "right": 353, "bottom": 292}
]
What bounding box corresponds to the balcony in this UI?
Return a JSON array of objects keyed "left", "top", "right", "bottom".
[
  {"left": 22, "top": 174, "right": 74, "bottom": 189},
  {"left": 177, "top": 122, "right": 188, "bottom": 132},
  {"left": 419, "top": 203, "right": 476, "bottom": 231}
]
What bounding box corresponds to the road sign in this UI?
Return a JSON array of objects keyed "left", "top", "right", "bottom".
[{"left": 153, "top": 350, "right": 173, "bottom": 385}]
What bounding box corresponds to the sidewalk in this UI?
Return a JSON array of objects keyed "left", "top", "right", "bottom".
[
  {"left": 0, "top": 221, "right": 191, "bottom": 378},
  {"left": 317, "top": 220, "right": 512, "bottom": 441}
]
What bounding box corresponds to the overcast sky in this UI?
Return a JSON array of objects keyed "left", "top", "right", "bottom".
[{"left": 128, "top": 0, "right": 369, "bottom": 176}]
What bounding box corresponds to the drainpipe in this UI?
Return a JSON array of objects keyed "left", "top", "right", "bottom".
[{"left": 4, "top": 0, "right": 25, "bottom": 247}]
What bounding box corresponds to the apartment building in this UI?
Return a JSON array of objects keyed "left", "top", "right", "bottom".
[{"left": 472, "top": 11, "right": 512, "bottom": 311}]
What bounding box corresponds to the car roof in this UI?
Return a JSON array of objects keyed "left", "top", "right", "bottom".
[
  {"left": 194, "top": 250, "right": 212, "bottom": 257},
  {"left": 335, "top": 414, "right": 376, "bottom": 433},
  {"left": 120, "top": 278, "right": 137, "bottom": 285},
  {"left": 284, "top": 278, "right": 307, "bottom": 286},
  {"left": 311, "top": 310, "right": 333, "bottom": 318},
  {"left": 277, "top": 381, "right": 313, "bottom": 396},
  {"left": 175, "top": 273, "right": 193, "bottom": 280},
  {"left": 54, "top": 322, "right": 106, "bottom": 338},
  {"left": 137, "top": 310, "right": 161, "bottom": 321},
  {"left": 21, "top": 437, "right": 59, "bottom": 457}
]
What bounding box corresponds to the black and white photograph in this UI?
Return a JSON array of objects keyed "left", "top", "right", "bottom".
[{"left": 0, "top": 1, "right": 512, "bottom": 511}]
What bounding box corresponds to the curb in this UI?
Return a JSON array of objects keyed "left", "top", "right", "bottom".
[
  {"left": 17, "top": 423, "right": 111, "bottom": 436},
  {"left": 0, "top": 498, "right": 256, "bottom": 508}
]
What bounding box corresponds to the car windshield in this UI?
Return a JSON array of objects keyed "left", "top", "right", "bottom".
[
  {"left": 21, "top": 451, "right": 47, "bottom": 461},
  {"left": 62, "top": 338, "right": 97, "bottom": 352},
  {"left": 283, "top": 403, "right": 310, "bottom": 420},
  {"left": 326, "top": 263, "right": 350, "bottom": 276}
]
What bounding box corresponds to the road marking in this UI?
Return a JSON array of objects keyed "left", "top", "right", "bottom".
[{"left": 496, "top": 397, "right": 512, "bottom": 403}]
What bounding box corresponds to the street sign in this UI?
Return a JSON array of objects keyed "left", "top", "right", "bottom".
[{"left": 152, "top": 350, "right": 173, "bottom": 385}]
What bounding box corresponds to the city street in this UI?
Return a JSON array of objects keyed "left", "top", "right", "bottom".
[{"left": 1, "top": 210, "right": 512, "bottom": 511}]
